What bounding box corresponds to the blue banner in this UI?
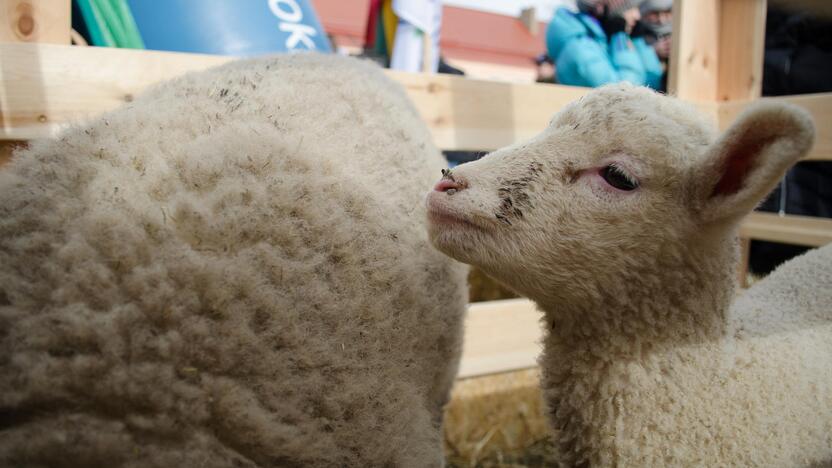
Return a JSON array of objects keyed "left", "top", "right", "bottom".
[{"left": 127, "top": 0, "right": 332, "bottom": 55}]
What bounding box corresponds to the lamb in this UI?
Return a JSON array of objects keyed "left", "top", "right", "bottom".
[
  {"left": 0, "top": 53, "right": 469, "bottom": 467},
  {"left": 426, "top": 83, "right": 832, "bottom": 467}
]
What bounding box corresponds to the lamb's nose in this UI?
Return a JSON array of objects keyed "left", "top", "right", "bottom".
[
  {"left": 433, "top": 178, "right": 463, "bottom": 193},
  {"left": 434, "top": 169, "right": 468, "bottom": 194}
]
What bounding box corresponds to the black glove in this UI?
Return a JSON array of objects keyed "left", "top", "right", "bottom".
[
  {"left": 600, "top": 6, "right": 627, "bottom": 37},
  {"left": 630, "top": 20, "right": 649, "bottom": 39},
  {"left": 602, "top": 15, "right": 627, "bottom": 36}
]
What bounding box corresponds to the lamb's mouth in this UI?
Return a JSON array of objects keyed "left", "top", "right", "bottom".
[
  {"left": 428, "top": 209, "right": 484, "bottom": 231},
  {"left": 426, "top": 193, "right": 489, "bottom": 232}
]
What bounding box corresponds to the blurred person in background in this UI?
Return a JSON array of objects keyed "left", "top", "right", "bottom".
[
  {"left": 545, "top": 0, "right": 663, "bottom": 89},
  {"left": 534, "top": 53, "right": 557, "bottom": 83},
  {"left": 639, "top": 0, "right": 672, "bottom": 91},
  {"left": 362, "top": 0, "right": 444, "bottom": 73},
  {"left": 749, "top": 6, "right": 832, "bottom": 275}
]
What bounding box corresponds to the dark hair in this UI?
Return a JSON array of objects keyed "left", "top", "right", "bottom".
[{"left": 534, "top": 53, "right": 554, "bottom": 66}]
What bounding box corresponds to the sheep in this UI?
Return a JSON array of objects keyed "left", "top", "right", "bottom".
[
  {"left": 0, "top": 53, "right": 469, "bottom": 467},
  {"left": 426, "top": 82, "right": 832, "bottom": 467}
]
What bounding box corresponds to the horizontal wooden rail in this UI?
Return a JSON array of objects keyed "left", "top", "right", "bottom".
[
  {"left": 459, "top": 299, "right": 542, "bottom": 378},
  {"left": 0, "top": 43, "right": 589, "bottom": 151},
  {"left": 0, "top": 43, "right": 230, "bottom": 140},
  {"left": 740, "top": 212, "right": 832, "bottom": 247},
  {"left": 388, "top": 69, "right": 589, "bottom": 151},
  {"left": 4, "top": 44, "right": 831, "bottom": 158}
]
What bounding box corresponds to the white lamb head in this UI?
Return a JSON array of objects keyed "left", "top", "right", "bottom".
[{"left": 426, "top": 83, "right": 815, "bottom": 306}]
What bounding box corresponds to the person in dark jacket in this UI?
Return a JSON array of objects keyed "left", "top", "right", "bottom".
[{"left": 750, "top": 7, "right": 832, "bottom": 275}]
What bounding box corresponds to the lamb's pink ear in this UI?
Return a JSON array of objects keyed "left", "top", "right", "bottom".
[{"left": 695, "top": 103, "right": 814, "bottom": 223}]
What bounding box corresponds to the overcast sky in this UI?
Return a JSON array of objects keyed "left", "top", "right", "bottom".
[{"left": 442, "top": 0, "right": 576, "bottom": 22}]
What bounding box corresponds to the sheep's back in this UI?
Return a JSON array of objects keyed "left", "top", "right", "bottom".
[
  {"left": 726, "top": 244, "right": 832, "bottom": 465},
  {"left": 0, "top": 54, "right": 468, "bottom": 467},
  {"left": 732, "top": 243, "right": 832, "bottom": 336}
]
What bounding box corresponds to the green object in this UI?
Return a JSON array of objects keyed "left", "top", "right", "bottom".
[
  {"left": 373, "top": 10, "right": 387, "bottom": 58},
  {"left": 76, "top": 0, "right": 145, "bottom": 48}
]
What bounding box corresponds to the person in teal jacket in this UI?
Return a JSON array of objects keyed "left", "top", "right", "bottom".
[{"left": 546, "top": 0, "right": 663, "bottom": 90}]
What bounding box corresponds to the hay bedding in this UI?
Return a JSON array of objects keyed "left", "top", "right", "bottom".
[{"left": 443, "top": 369, "right": 557, "bottom": 467}]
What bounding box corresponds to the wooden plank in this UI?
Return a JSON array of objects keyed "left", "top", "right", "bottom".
[
  {"left": 668, "top": 0, "right": 719, "bottom": 102},
  {"left": 5, "top": 43, "right": 827, "bottom": 158},
  {"left": 740, "top": 212, "right": 832, "bottom": 247},
  {"left": 717, "top": 0, "right": 766, "bottom": 102},
  {"left": 0, "top": 43, "right": 231, "bottom": 139},
  {"left": 718, "top": 93, "right": 832, "bottom": 160},
  {"left": 738, "top": 237, "right": 751, "bottom": 287},
  {"left": 0, "top": 0, "right": 70, "bottom": 44},
  {"left": 388, "top": 69, "right": 589, "bottom": 151},
  {"left": 458, "top": 299, "right": 542, "bottom": 379},
  {"left": 669, "top": 0, "right": 766, "bottom": 103},
  {"left": 0, "top": 43, "right": 589, "bottom": 150}
]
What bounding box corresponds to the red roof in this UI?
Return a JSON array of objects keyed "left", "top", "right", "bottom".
[{"left": 310, "top": 0, "right": 547, "bottom": 69}]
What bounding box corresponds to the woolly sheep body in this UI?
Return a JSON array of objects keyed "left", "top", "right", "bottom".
[
  {"left": 426, "top": 83, "right": 831, "bottom": 466},
  {"left": 0, "top": 54, "right": 469, "bottom": 467}
]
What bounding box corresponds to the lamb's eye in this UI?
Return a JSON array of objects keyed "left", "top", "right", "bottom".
[{"left": 600, "top": 164, "right": 639, "bottom": 191}]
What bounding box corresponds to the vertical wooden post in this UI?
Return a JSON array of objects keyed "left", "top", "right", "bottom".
[
  {"left": 737, "top": 237, "right": 751, "bottom": 288},
  {"left": 668, "top": 0, "right": 720, "bottom": 102},
  {"left": 0, "top": 0, "right": 71, "bottom": 44},
  {"left": 717, "top": 0, "right": 767, "bottom": 101},
  {"left": 669, "top": 0, "right": 767, "bottom": 102}
]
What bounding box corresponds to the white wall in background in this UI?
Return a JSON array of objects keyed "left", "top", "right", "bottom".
[{"left": 442, "top": 0, "right": 576, "bottom": 23}]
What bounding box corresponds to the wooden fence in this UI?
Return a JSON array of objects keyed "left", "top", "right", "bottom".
[{"left": 1, "top": 0, "right": 831, "bottom": 379}]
